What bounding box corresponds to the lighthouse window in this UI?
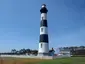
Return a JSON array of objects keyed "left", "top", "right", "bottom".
[
  {"left": 41, "top": 44, "right": 42, "bottom": 48},
  {"left": 41, "top": 28, "right": 43, "bottom": 32},
  {"left": 42, "top": 17, "right": 43, "bottom": 20}
]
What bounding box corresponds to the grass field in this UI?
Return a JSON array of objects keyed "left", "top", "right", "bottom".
[
  {"left": 0, "top": 57, "right": 85, "bottom": 64},
  {"left": 39, "top": 57, "right": 85, "bottom": 64}
]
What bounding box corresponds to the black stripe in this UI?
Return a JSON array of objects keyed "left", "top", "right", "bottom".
[
  {"left": 39, "top": 34, "right": 48, "bottom": 43},
  {"left": 40, "top": 7, "right": 48, "bottom": 13},
  {"left": 40, "top": 20, "right": 47, "bottom": 27}
]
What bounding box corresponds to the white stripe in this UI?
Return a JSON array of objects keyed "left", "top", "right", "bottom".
[
  {"left": 41, "top": 13, "right": 47, "bottom": 20},
  {"left": 38, "top": 43, "right": 49, "bottom": 53},
  {"left": 40, "top": 27, "right": 48, "bottom": 34}
]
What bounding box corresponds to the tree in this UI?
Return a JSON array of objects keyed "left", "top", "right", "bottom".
[
  {"left": 80, "top": 46, "right": 85, "bottom": 50},
  {"left": 32, "top": 50, "right": 38, "bottom": 55},
  {"left": 25, "top": 49, "right": 31, "bottom": 55},
  {"left": 11, "top": 49, "right": 16, "bottom": 54},
  {"left": 19, "top": 48, "right": 26, "bottom": 54}
]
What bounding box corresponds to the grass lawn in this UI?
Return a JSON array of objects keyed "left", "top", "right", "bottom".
[
  {"left": 0, "top": 57, "right": 85, "bottom": 64},
  {"left": 39, "top": 57, "right": 85, "bottom": 64}
]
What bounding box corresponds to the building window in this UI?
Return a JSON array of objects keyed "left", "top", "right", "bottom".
[{"left": 41, "top": 28, "right": 43, "bottom": 32}]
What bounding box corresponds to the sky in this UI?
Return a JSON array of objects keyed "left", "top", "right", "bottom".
[{"left": 0, "top": 0, "right": 85, "bottom": 52}]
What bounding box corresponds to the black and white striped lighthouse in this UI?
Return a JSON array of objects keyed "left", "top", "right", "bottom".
[{"left": 38, "top": 4, "right": 49, "bottom": 56}]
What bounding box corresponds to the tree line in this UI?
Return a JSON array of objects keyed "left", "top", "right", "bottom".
[{"left": 0, "top": 48, "right": 55, "bottom": 56}]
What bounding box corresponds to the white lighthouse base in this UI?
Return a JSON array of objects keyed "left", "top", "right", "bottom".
[{"left": 38, "top": 43, "right": 49, "bottom": 56}]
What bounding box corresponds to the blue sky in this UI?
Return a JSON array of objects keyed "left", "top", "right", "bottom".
[{"left": 0, "top": 0, "right": 85, "bottom": 52}]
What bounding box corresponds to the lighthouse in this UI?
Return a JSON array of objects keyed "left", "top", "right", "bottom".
[{"left": 38, "top": 4, "right": 49, "bottom": 56}]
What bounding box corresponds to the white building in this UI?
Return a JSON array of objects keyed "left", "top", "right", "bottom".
[{"left": 58, "top": 48, "right": 71, "bottom": 57}]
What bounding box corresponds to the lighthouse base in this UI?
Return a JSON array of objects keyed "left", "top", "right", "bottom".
[{"left": 38, "top": 53, "right": 49, "bottom": 56}]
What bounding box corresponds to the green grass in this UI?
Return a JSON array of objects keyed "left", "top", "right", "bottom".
[
  {"left": 37, "top": 57, "right": 85, "bottom": 64},
  {"left": 1, "top": 57, "right": 85, "bottom": 64}
]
